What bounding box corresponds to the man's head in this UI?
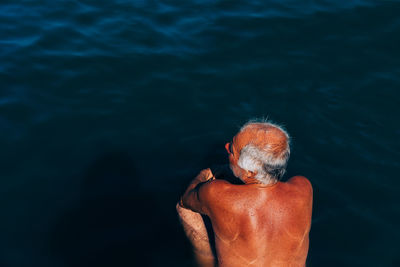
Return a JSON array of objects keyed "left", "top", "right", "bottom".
[{"left": 225, "top": 120, "right": 290, "bottom": 185}]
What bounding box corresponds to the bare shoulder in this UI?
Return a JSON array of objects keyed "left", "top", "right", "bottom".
[
  {"left": 198, "top": 179, "right": 232, "bottom": 201},
  {"left": 287, "top": 176, "right": 313, "bottom": 195}
]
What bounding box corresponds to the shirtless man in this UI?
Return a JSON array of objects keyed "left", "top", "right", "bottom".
[{"left": 177, "top": 121, "right": 313, "bottom": 267}]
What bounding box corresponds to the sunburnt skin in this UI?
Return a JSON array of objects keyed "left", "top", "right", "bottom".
[{"left": 178, "top": 122, "right": 313, "bottom": 267}]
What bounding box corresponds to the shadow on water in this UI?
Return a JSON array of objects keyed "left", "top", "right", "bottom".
[
  {"left": 50, "top": 150, "right": 194, "bottom": 267},
  {"left": 50, "top": 141, "right": 248, "bottom": 267}
]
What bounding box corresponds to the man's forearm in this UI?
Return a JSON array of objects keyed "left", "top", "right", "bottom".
[
  {"left": 181, "top": 176, "right": 207, "bottom": 206},
  {"left": 183, "top": 176, "right": 205, "bottom": 195},
  {"left": 176, "top": 203, "right": 216, "bottom": 267},
  {"left": 180, "top": 168, "right": 214, "bottom": 210}
]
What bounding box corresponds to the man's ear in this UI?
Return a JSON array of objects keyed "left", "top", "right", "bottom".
[{"left": 247, "top": 170, "right": 257, "bottom": 178}]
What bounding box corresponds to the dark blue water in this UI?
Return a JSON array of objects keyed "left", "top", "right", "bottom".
[{"left": 1, "top": 0, "right": 399, "bottom": 266}]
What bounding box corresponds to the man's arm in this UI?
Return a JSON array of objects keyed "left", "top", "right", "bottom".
[
  {"left": 180, "top": 168, "right": 215, "bottom": 214},
  {"left": 176, "top": 203, "right": 216, "bottom": 267}
]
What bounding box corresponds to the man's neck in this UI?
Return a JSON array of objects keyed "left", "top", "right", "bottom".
[{"left": 243, "top": 177, "right": 278, "bottom": 187}]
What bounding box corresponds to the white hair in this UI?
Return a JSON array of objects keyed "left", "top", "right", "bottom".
[{"left": 237, "top": 120, "right": 290, "bottom": 184}]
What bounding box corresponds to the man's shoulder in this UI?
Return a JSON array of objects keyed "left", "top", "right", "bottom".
[
  {"left": 197, "top": 179, "right": 239, "bottom": 206},
  {"left": 286, "top": 176, "right": 313, "bottom": 197},
  {"left": 198, "top": 179, "right": 232, "bottom": 196},
  {"left": 286, "top": 175, "right": 311, "bottom": 186}
]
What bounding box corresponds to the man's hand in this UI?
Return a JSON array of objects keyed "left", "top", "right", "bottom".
[
  {"left": 210, "top": 164, "right": 231, "bottom": 179},
  {"left": 196, "top": 168, "right": 215, "bottom": 183}
]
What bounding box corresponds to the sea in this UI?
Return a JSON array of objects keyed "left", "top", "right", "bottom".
[{"left": 0, "top": 0, "right": 399, "bottom": 266}]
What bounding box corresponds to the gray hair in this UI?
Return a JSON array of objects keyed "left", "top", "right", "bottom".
[{"left": 237, "top": 120, "right": 290, "bottom": 184}]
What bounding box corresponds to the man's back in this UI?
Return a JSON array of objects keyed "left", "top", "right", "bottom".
[{"left": 204, "top": 176, "right": 313, "bottom": 267}]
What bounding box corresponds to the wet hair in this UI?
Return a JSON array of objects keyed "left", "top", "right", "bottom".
[{"left": 237, "top": 119, "right": 290, "bottom": 184}]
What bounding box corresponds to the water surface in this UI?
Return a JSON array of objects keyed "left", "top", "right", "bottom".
[{"left": 1, "top": 0, "right": 399, "bottom": 266}]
